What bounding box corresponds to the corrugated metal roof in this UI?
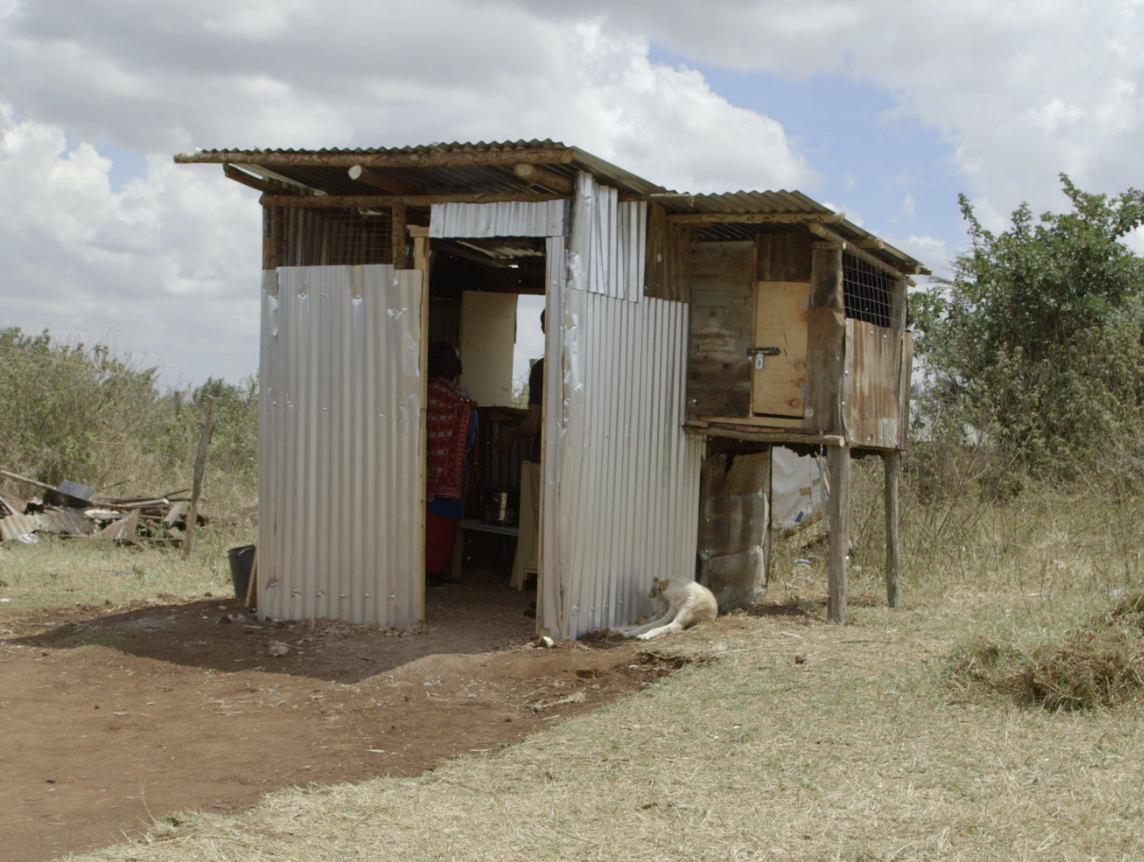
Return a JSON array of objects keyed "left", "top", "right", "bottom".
[
  {"left": 176, "top": 139, "right": 927, "bottom": 274},
  {"left": 179, "top": 139, "right": 663, "bottom": 197},
  {"left": 656, "top": 189, "right": 833, "bottom": 216},
  {"left": 655, "top": 190, "right": 926, "bottom": 273}
]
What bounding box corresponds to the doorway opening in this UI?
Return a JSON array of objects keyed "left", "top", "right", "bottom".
[{"left": 422, "top": 236, "right": 548, "bottom": 613}]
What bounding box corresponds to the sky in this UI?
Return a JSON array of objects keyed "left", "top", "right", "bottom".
[{"left": 1, "top": 0, "right": 1142, "bottom": 391}]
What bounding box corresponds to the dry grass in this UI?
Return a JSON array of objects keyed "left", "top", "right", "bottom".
[
  {"left": 63, "top": 604, "right": 1144, "bottom": 862},
  {"left": 37, "top": 479, "right": 1144, "bottom": 861},
  {"left": 949, "top": 592, "right": 1144, "bottom": 712},
  {"left": 0, "top": 522, "right": 254, "bottom": 609}
]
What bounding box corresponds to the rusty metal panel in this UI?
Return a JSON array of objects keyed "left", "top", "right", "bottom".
[
  {"left": 40, "top": 509, "right": 96, "bottom": 535},
  {"left": 0, "top": 509, "right": 95, "bottom": 540},
  {"left": 258, "top": 265, "right": 424, "bottom": 626},
  {"left": 0, "top": 513, "right": 40, "bottom": 541},
  {"left": 844, "top": 320, "right": 911, "bottom": 449},
  {"left": 542, "top": 173, "right": 703, "bottom": 640},
  {"left": 429, "top": 200, "right": 568, "bottom": 238}
]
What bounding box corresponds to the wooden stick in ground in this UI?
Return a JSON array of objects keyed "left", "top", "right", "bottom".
[
  {"left": 244, "top": 548, "right": 258, "bottom": 609},
  {"left": 183, "top": 396, "right": 217, "bottom": 558}
]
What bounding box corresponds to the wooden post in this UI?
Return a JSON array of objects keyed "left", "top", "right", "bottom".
[
  {"left": 884, "top": 450, "right": 902, "bottom": 608},
  {"left": 409, "top": 226, "right": 431, "bottom": 623},
  {"left": 183, "top": 396, "right": 217, "bottom": 558},
  {"left": 827, "top": 441, "right": 850, "bottom": 624}
]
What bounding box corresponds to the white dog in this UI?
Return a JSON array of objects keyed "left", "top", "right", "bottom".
[{"left": 614, "top": 577, "right": 718, "bottom": 641}]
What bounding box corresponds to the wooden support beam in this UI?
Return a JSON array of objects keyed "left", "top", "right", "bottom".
[
  {"left": 409, "top": 225, "right": 430, "bottom": 272},
  {"left": 347, "top": 164, "right": 420, "bottom": 195},
  {"left": 883, "top": 450, "right": 902, "bottom": 608},
  {"left": 686, "top": 422, "right": 845, "bottom": 447},
  {"left": 176, "top": 147, "right": 577, "bottom": 168},
  {"left": 808, "top": 222, "right": 921, "bottom": 282},
  {"left": 224, "top": 164, "right": 300, "bottom": 196},
  {"left": 513, "top": 163, "right": 574, "bottom": 195},
  {"left": 827, "top": 442, "right": 851, "bottom": 624},
  {"left": 390, "top": 204, "right": 407, "bottom": 268},
  {"left": 891, "top": 275, "right": 909, "bottom": 331},
  {"left": 259, "top": 192, "right": 565, "bottom": 208},
  {"left": 667, "top": 211, "right": 847, "bottom": 226},
  {"left": 810, "top": 246, "right": 844, "bottom": 310}
]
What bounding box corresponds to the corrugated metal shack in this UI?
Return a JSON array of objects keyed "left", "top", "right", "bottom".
[{"left": 175, "top": 140, "right": 928, "bottom": 639}]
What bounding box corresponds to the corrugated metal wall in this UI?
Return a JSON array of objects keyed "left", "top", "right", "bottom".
[
  {"left": 429, "top": 200, "right": 568, "bottom": 238},
  {"left": 567, "top": 176, "right": 646, "bottom": 302},
  {"left": 541, "top": 174, "right": 703, "bottom": 640},
  {"left": 258, "top": 265, "right": 425, "bottom": 626}
]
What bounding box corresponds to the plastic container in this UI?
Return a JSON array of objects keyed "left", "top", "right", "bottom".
[{"left": 227, "top": 545, "right": 256, "bottom": 598}]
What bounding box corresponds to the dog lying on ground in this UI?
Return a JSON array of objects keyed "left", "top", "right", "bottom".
[{"left": 613, "top": 577, "right": 718, "bottom": 641}]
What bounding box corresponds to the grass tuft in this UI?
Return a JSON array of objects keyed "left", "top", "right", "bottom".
[{"left": 948, "top": 592, "right": 1144, "bottom": 711}]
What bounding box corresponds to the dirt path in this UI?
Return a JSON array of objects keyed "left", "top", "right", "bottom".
[{"left": 0, "top": 571, "right": 662, "bottom": 862}]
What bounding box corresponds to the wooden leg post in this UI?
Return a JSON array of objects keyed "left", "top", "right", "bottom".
[
  {"left": 884, "top": 450, "right": 902, "bottom": 608},
  {"left": 827, "top": 442, "right": 851, "bottom": 624}
]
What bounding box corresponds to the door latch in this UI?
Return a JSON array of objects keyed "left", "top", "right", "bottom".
[{"left": 747, "top": 346, "right": 781, "bottom": 370}]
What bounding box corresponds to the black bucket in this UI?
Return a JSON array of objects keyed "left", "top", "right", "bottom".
[{"left": 227, "top": 545, "right": 256, "bottom": 598}]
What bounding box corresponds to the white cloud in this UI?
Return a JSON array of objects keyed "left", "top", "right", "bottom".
[
  {"left": 516, "top": 0, "right": 1144, "bottom": 214},
  {"left": 0, "top": 2, "right": 819, "bottom": 384},
  {"left": 3, "top": 0, "right": 1142, "bottom": 385},
  {"left": 0, "top": 104, "right": 261, "bottom": 384},
  {"left": 902, "top": 194, "right": 916, "bottom": 222}
]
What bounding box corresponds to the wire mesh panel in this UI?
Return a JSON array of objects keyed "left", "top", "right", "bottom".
[
  {"left": 842, "top": 253, "right": 899, "bottom": 329},
  {"left": 269, "top": 207, "right": 396, "bottom": 268}
]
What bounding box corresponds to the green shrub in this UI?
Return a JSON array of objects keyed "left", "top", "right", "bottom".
[{"left": 0, "top": 326, "right": 257, "bottom": 508}]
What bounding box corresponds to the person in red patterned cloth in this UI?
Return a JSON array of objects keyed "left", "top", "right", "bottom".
[{"left": 425, "top": 341, "right": 478, "bottom": 586}]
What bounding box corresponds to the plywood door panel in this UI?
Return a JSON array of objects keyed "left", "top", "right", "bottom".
[
  {"left": 751, "top": 280, "right": 810, "bottom": 418},
  {"left": 460, "top": 290, "right": 517, "bottom": 407}
]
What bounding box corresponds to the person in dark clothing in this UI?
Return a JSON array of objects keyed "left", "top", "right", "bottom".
[
  {"left": 500, "top": 309, "right": 544, "bottom": 483},
  {"left": 500, "top": 312, "right": 545, "bottom": 617}
]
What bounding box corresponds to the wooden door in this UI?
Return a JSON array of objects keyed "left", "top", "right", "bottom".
[
  {"left": 459, "top": 290, "right": 517, "bottom": 408},
  {"left": 751, "top": 280, "right": 810, "bottom": 419}
]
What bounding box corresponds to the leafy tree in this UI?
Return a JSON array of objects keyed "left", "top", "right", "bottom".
[{"left": 913, "top": 175, "right": 1144, "bottom": 477}]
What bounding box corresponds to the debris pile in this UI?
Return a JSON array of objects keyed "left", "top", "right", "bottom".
[{"left": 0, "top": 469, "right": 213, "bottom": 546}]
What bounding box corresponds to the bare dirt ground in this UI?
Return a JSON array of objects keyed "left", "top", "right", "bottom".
[{"left": 0, "top": 568, "right": 671, "bottom": 862}]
